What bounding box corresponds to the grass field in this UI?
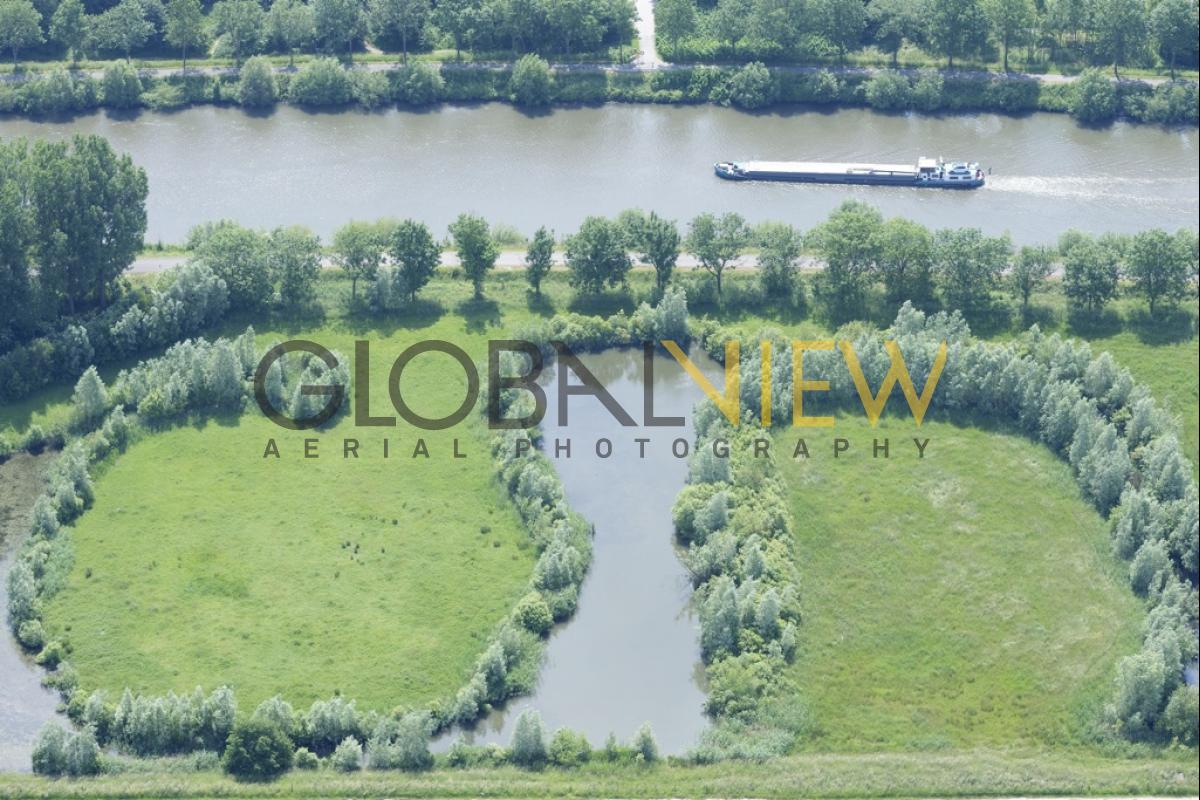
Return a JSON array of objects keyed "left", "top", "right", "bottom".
[
  {"left": 775, "top": 413, "right": 1144, "bottom": 751},
  {"left": 38, "top": 308, "right": 538, "bottom": 712}
]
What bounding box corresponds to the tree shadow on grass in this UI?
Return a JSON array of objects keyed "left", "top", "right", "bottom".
[
  {"left": 457, "top": 297, "right": 502, "bottom": 335},
  {"left": 566, "top": 290, "right": 637, "bottom": 317},
  {"left": 339, "top": 298, "right": 448, "bottom": 337},
  {"left": 525, "top": 292, "right": 557, "bottom": 318},
  {"left": 1125, "top": 307, "right": 1198, "bottom": 346},
  {"left": 1067, "top": 308, "right": 1124, "bottom": 340}
]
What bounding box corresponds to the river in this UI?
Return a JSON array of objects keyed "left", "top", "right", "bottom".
[
  {"left": 1, "top": 104, "right": 1195, "bottom": 245},
  {"left": 435, "top": 347, "right": 718, "bottom": 755}
]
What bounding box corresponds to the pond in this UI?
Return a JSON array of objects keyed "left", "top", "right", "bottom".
[{"left": 435, "top": 346, "right": 721, "bottom": 755}]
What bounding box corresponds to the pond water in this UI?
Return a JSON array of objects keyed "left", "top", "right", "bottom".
[
  {"left": 0, "top": 454, "right": 63, "bottom": 773},
  {"left": 435, "top": 346, "right": 720, "bottom": 755},
  {"left": 1, "top": 104, "right": 1195, "bottom": 245}
]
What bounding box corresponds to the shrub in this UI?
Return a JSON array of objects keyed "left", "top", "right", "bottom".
[
  {"left": 631, "top": 722, "right": 658, "bottom": 763},
  {"left": 222, "top": 719, "right": 294, "bottom": 782},
  {"left": 17, "top": 619, "right": 46, "bottom": 650},
  {"left": 102, "top": 63, "right": 143, "bottom": 109},
  {"left": 910, "top": 70, "right": 944, "bottom": 111},
  {"left": 288, "top": 58, "right": 353, "bottom": 107},
  {"left": 238, "top": 56, "right": 278, "bottom": 107},
  {"left": 140, "top": 82, "right": 187, "bottom": 111},
  {"left": 365, "top": 712, "right": 432, "bottom": 771},
  {"left": 514, "top": 592, "right": 553, "bottom": 635},
  {"left": 32, "top": 723, "right": 100, "bottom": 777},
  {"left": 352, "top": 71, "right": 393, "bottom": 109},
  {"left": 394, "top": 63, "right": 444, "bottom": 106},
  {"left": 293, "top": 747, "right": 319, "bottom": 769},
  {"left": 720, "top": 62, "right": 776, "bottom": 109},
  {"left": 1157, "top": 685, "right": 1198, "bottom": 745},
  {"left": 1068, "top": 69, "right": 1118, "bottom": 125},
  {"left": 864, "top": 71, "right": 911, "bottom": 111},
  {"left": 22, "top": 69, "right": 81, "bottom": 116},
  {"left": 509, "top": 709, "right": 546, "bottom": 768},
  {"left": 71, "top": 366, "right": 110, "bottom": 430},
  {"left": 547, "top": 728, "right": 590, "bottom": 767},
  {"left": 330, "top": 736, "right": 362, "bottom": 772},
  {"left": 509, "top": 54, "right": 555, "bottom": 107}
]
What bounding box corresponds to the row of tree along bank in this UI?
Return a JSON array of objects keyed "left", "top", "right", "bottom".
[{"left": 2, "top": 55, "right": 1197, "bottom": 124}]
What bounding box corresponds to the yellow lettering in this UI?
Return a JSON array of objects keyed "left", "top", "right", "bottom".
[
  {"left": 792, "top": 340, "right": 835, "bottom": 428},
  {"left": 663, "top": 339, "right": 740, "bottom": 426}
]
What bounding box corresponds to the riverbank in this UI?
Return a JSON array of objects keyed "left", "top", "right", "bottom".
[
  {"left": 0, "top": 747, "right": 1195, "bottom": 797},
  {"left": 1, "top": 60, "right": 1196, "bottom": 126}
]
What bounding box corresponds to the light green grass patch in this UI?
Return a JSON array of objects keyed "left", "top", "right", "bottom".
[{"left": 777, "top": 413, "right": 1144, "bottom": 751}]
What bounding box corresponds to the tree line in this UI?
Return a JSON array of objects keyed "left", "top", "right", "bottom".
[
  {"left": 656, "top": 0, "right": 1200, "bottom": 76},
  {"left": 0, "top": 0, "right": 635, "bottom": 68}
]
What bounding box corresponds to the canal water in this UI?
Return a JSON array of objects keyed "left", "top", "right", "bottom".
[
  {"left": 1, "top": 104, "right": 1195, "bottom": 245},
  {"left": 0, "top": 453, "right": 63, "bottom": 773},
  {"left": 435, "top": 347, "right": 719, "bottom": 755}
]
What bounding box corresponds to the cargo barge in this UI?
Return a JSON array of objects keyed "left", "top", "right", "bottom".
[{"left": 714, "top": 156, "right": 986, "bottom": 188}]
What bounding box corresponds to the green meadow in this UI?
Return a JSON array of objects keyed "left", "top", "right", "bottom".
[{"left": 776, "top": 414, "right": 1143, "bottom": 751}]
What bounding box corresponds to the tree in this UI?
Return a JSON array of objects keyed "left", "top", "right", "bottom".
[
  {"left": 757, "top": 222, "right": 802, "bottom": 301},
  {"left": 813, "top": 0, "right": 866, "bottom": 63},
  {"left": 368, "top": 0, "right": 427, "bottom": 62},
  {"left": 25, "top": 136, "right": 148, "bottom": 313},
  {"left": 213, "top": 0, "right": 265, "bottom": 64},
  {"left": 632, "top": 722, "right": 658, "bottom": 762},
  {"left": 711, "top": 0, "right": 748, "bottom": 53},
  {"left": 165, "top": 0, "right": 206, "bottom": 69},
  {"left": 1127, "top": 228, "right": 1191, "bottom": 315},
  {"left": 223, "top": 719, "right": 294, "bottom": 781},
  {"left": 238, "top": 55, "right": 278, "bottom": 105},
  {"left": 449, "top": 213, "right": 498, "bottom": 299},
  {"left": 49, "top": 0, "right": 85, "bottom": 63},
  {"left": 933, "top": 227, "right": 1011, "bottom": 314},
  {"left": 876, "top": 217, "right": 934, "bottom": 306},
  {"left": 524, "top": 226, "right": 554, "bottom": 296},
  {"left": 365, "top": 712, "right": 433, "bottom": 771},
  {"left": 267, "top": 0, "right": 315, "bottom": 66},
  {"left": 809, "top": 200, "right": 882, "bottom": 317},
  {"left": 1091, "top": 0, "right": 1147, "bottom": 76},
  {"left": 869, "top": 0, "right": 923, "bottom": 66},
  {"left": 926, "top": 0, "right": 989, "bottom": 67},
  {"left": 1009, "top": 244, "right": 1053, "bottom": 311},
  {"left": 0, "top": 141, "right": 33, "bottom": 345},
  {"left": 566, "top": 216, "right": 632, "bottom": 295},
  {"left": 433, "top": 0, "right": 476, "bottom": 59},
  {"left": 983, "top": 0, "right": 1033, "bottom": 71},
  {"left": 333, "top": 220, "right": 385, "bottom": 300},
  {"left": 510, "top": 709, "right": 546, "bottom": 767},
  {"left": 72, "top": 366, "right": 109, "bottom": 428},
  {"left": 92, "top": 0, "right": 153, "bottom": 61},
  {"left": 686, "top": 212, "right": 749, "bottom": 299},
  {"left": 509, "top": 53, "right": 554, "bottom": 106},
  {"left": 390, "top": 219, "right": 440, "bottom": 301},
  {"left": 1063, "top": 236, "right": 1120, "bottom": 313},
  {"left": 313, "top": 0, "right": 364, "bottom": 60},
  {"left": 269, "top": 226, "right": 322, "bottom": 307},
  {"left": 194, "top": 222, "right": 272, "bottom": 309},
  {"left": 640, "top": 212, "right": 680, "bottom": 293},
  {"left": 0, "top": 0, "right": 43, "bottom": 67},
  {"left": 656, "top": 0, "right": 696, "bottom": 44},
  {"left": 1067, "top": 68, "right": 1118, "bottom": 123},
  {"left": 548, "top": 0, "right": 602, "bottom": 56},
  {"left": 1150, "top": 0, "right": 1198, "bottom": 79}
]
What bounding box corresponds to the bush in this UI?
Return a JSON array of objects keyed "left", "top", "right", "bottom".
[
  {"left": 719, "top": 62, "right": 776, "bottom": 110},
  {"left": 547, "top": 728, "right": 590, "bottom": 767},
  {"left": 31, "top": 723, "right": 100, "bottom": 777},
  {"left": 141, "top": 82, "right": 187, "bottom": 111},
  {"left": 509, "top": 54, "right": 555, "bottom": 107},
  {"left": 352, "top": 71, "right": 393, "bottom": 109},
  {"left": 223, "top": 719, "right": 294, "bottom": 782},
  {"left": 394, "top": 62, "right": 444, "bottom": 106},
  {"left": 21, "top": 69, "right": 82, "bottom": 116},
  {"left": 238, "top": 56, "right": 278, "bottom": 107},
  {"left": 288, "top": 58, "right": 353, "bottom": 107},
  {"left": 293, "top": 747, "right": 319, "bottom": 769},
  {"left": 513, "top": 592, "right": 553, "bottom": 635},
  {"left": 509, "top": 709, "right": 546, "bottom": 768},
  {"left": 1069, "top": 69, "right": 1118, "bottom": 125},
  {"left": 1157, "top": 685, "right": 1198, "bottom": 745},
  {"left": 102, "top": 63, "right": 143, "bottom": 109},
  {"left": 330, "top": 736, "right": 362, "bottom": 772},
  {"left": 631, "top": 722, "right": 658, "bottom": 763},
  {"left": 17, "top": 619, "right": 46, "bottom": 650},
  {"left": 864, "top": 71, "right": 911, "bottom": 111},
  {"left": 365, "top": 712, "right": 433, "bottom": 771}
]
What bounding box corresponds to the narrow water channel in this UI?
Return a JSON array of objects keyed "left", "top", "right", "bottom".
[
  {"left": 0, "top": 453, "right": 63, "bottom": 773},
  {"left": 437, "top": 347, "right": 718, "bottom": 754}
]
